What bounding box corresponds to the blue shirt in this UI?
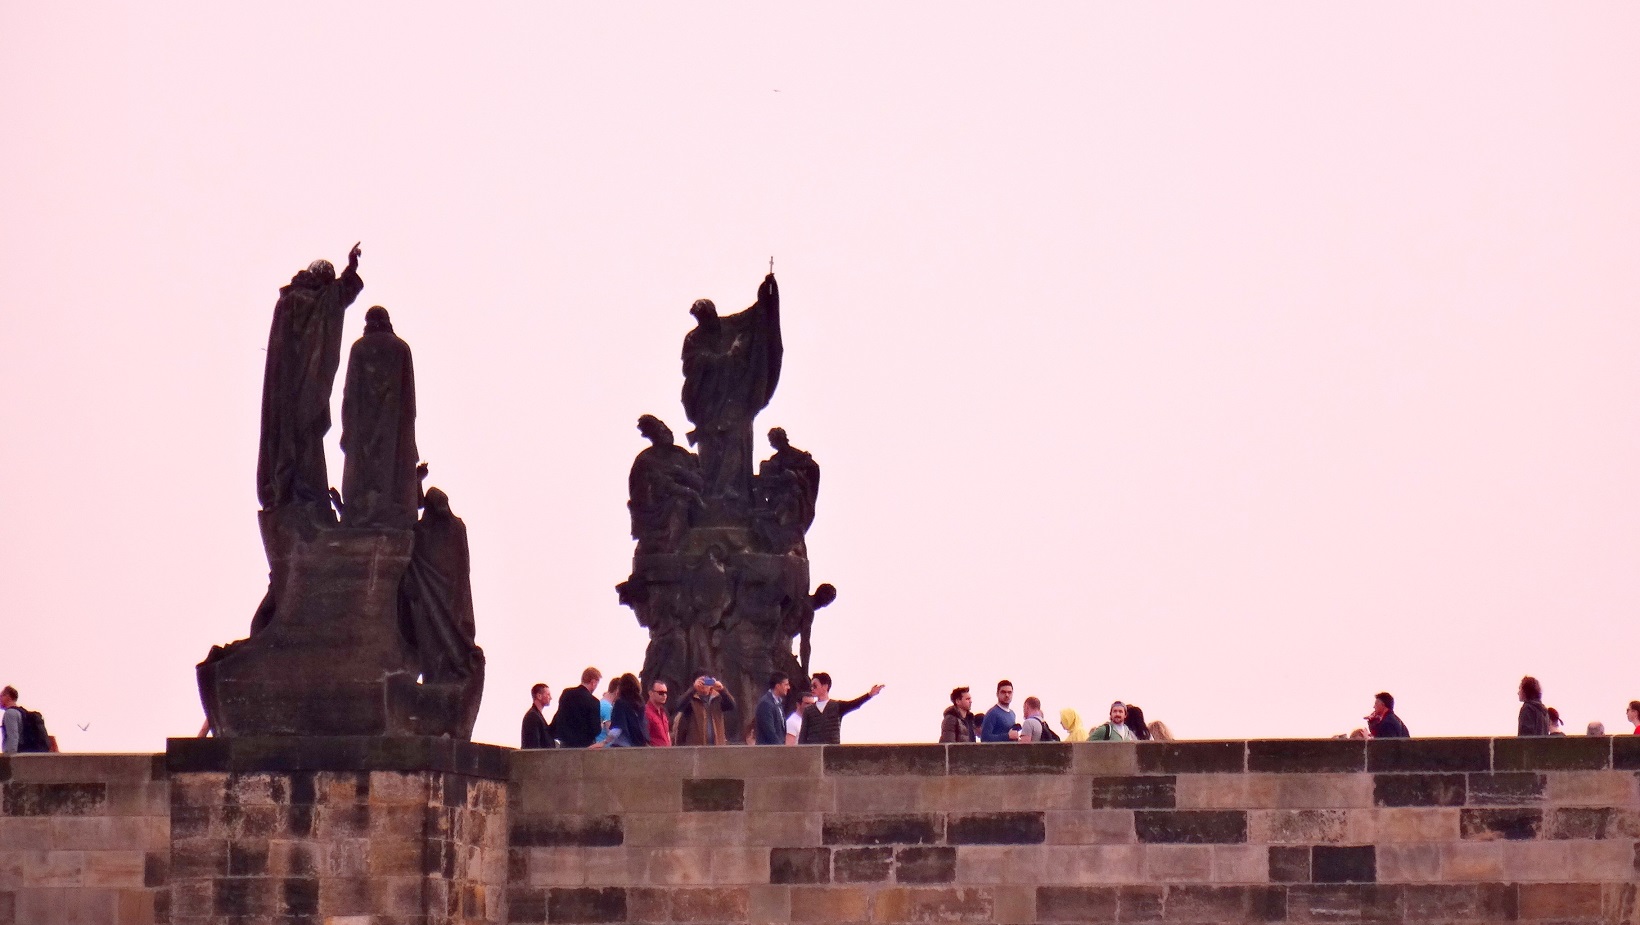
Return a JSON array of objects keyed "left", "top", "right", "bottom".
[
  {"left": 594, "top": 699, "right": 613, "bottom": 744},
  {"left": 980, "top": 704, "right": 1017, "bottom": 742}
]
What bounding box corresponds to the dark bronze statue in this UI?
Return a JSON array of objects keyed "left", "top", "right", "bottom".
[
  {"left": 628, "top": 415, "right": 704, "bottom": 556},
  {"left": 340, "top": 306, "right": 420, "bottom": 529},
  {"left": 622, "top": 270, "right": 831, "bottom": 739},
  {"left": 753, "top": 427, "right": 820, "bottom": 556},
  {"left": 200, "top": 249, "right": 483, "bottom": 739},
  {"left": 681, "top": 274, "right": 781, "bottom": 521},
  {"left": 257, "top": 243, "right": 363, "bottom": 512}
]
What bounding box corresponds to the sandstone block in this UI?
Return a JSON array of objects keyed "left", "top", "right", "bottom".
[
  {"left": 1248, "top": 739, "right": 1365, "bottom": 774},
  {"left": 946, "top": 812, "right": 1045, "bottom": 845},
  {"left": 832, "top": 777, "right": 941, "bottom": 814},
  {"left": 770, "top": 847, "right": 830, "bottom": 884},
  {"left": 583, "top": 745, "right": 696, "bottom": 779},
  {"left": 788, "top": 885, "right": 870, "bottom": 922},
  {"left": 646, "top": 848, "right": 714, "bottom": 885},
  {"left": 1366, "top": 737, "right": 1491, "bottom": 773},
  {"left": 1400, "top": 882, "right": 1515, "bottom": 921},
  {"left": 1497, "top": 840, "right": 1571, "bottom": 881},
  {"left": 940, "top": 775, "right": 1081, "bottom": 812},
  {"left": 510, "top": 814, "right": 622, "bottom": 848},
  {"left": 1262, "top": 773, "right": 1373, "bottom": 809},
  {"left": 1373, "top": 772, "right": 1465, "bottom": 807},
  {"left": 1283, "top": 884, "right": 1398, "bottom": 923},
  {"left": 1136, "top": 741, "right": 1243, "bottom": 774},
  {"left": 834, "top": 846, "right": 892, "bottom": 883},
  {"left": 1438, "top": 842, "right": 1504, "bottom": 881},
  {"left": 712, "top": 846, "right": 771, "bottom": 883},
  {"left": 1249, "top": 809, "right": 1346, "bottom": 844},
  {"left": 1071, "top": 742, "right": 1139, "bottom": 776},
  {"left": 1560, "top": 839, "right": 1635, "bottom": 879},
  {"left": 1268, "top": 845, "right": 1310, "bottom": 883},
  {"left": 822, "top": 814, "right": 942, "bottom": 846},
  {"left": 625, "top": 886, "right": 670, "bottom": 923},
  {"left": 1044, "top": 809, "right": 1135, "bottom": 845},
  {"left": 824, "top": 747, "right": 946, "bottom": 777},
  {"left": 1035, "top": 885, "right": 1116, "bottom": 922},
  {"left": 748, "top": 884, "right": 792, "bottom": 924},
  {"left": 1459, "top": 807, "right": 1541, "bottom": 840},
  {"left": 1517, "top": 881, "right": 1602, "bottom": 921},
  {"left": 0, "top": 819, "right": 54, "bottom": 852},
  {"left": 990, "top": 884, "right": 1034, "bottom": 924},
  {"left": 1167, "top": 884, "right": 1288, "bottom": 922},
  {"left": 682, "top": 778, "right": 745, "bottom": 812},
  {"left": 1370, "top": 807, "right": 1459, "bottom": 843},
  {"left": 1467, "top": 771, "right": 1546, "bottom": 805},
  {"left": 1175, "top": 773, "right": 1252, "bottom": 809},
  {"left": 744, "top": 812, "right": 823, "bottom": 847},
  {"left": 527, "top": 847, "right": 585, "bottom": 886},
  {"left": 1134, "top": 810, "right": 1246, "bottom": 844},
  {"left": 1089, "top": 776, "right": 1175, "bottom": 810},
  {"left": 1040, "top": 845, "right": 1139, "bottom": 883},
  {"left": 549, "top": 886, "right": 627, "bottom": 923},
  {"left": 1546, "top": 771, "right": 1639, "bottom": 807},
  {"left": 581, "top": 846, "right": 641, "bottom": 886},
  {"left": 697, "top": 745, "right": 822, "bottom": 779},
  {"left": 746, "top": 777, "right": 835, "bottom": 814},
  {"left": 670, "top": 886, "right": 749, "bottom": 921},
  {"left": 1311, "top": 845, "right": 1375, "bottom": 883},
  {"left": 1374, "top": 843, "right": 1441, "bottom": 883},
  {"left": 1494, "top": 736, "right": 1610, "bottom": 771},
  {"left": 1211, "top": 845, "right": 1269, "bottom": 883},
  {"left": 2, "top": 783, "right": 107, "bottom": 818},
  {"left": 948, "top": 744, "right": 1070, "bottom": 776},
  {"left": 894, "top": 846, "right": 956, "bottom": 884},
  {"left": 7, "top": 755, "right": 156, "bottom": 785},
  {"left": 870, "top": 886, "right": 992, "bottom": 924},
  {"left": 627, "top": 811, "right": 747, "bottom": 847},
  {"left": 1140, "top": 843, "right": 1212, "bottom": 881}
]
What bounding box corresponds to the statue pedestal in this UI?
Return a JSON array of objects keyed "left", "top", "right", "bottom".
[
  {"left": 164, "top": 736, "right": 508, "bottom": 923},
  {"left": 199, "top": 512, "right": 424, "bottom": 736}
]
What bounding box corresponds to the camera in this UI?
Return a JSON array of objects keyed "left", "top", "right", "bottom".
[{"left": 701, "top": 676, "right": 717, "bottom": 688}]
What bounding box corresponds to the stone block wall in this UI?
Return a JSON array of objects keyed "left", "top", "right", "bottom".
[
  {"left": 0, "top": 753, "right": 169, "bottom": 925},
  {"left": 163, "top": 737, "right": 511, "bottom": 925},
  {"left": 506, "top": 737, "right": 1640, "bottom": 925}
]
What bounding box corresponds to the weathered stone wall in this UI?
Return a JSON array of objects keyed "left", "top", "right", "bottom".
[
  {"left": 507, "top": 738, "right": 1640, "bottom": 925},
  {"left": 0, "top": 754, "right": 169, "bottom": 925},
  {"left": 6, "top": 737, "right": 1638, "bottom": 924},
  {"left": 163, "top": 737, "right": 510, "bottom": 925}
]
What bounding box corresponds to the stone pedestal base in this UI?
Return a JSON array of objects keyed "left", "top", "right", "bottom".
[
  {"left": 199, "top": 512, "right": 431, "bottom": 737},
  {"left": 163, "top": 736, "right": 508, "bottom": 925}
]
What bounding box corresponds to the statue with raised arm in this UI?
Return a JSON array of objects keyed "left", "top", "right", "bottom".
[
  {"left": 340, "top": 306, "right": 419, "bottom": 529},
  {"left": 257, "top": 243, "right": 363, "bottom": 511},
  {"left": 681, "top": 273, "right": 781, "bottom": 520}
]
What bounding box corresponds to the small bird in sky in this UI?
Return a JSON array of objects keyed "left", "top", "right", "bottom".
[{"left": 77, "top": 722, "right": 90, "bottom": 731}]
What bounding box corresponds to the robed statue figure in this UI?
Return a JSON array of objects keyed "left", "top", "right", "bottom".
[
  {"left": 681, "top": 273, "right": 781, "bottom": 518},
  {"left": 340, "top": 306, "right": 419, "bottom": 529},
  {"left": 257, "top": 243, "right": 363, "bottom": 510}
]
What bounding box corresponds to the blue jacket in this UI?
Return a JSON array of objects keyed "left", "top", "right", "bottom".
[
  {"left": 755, "top": 691, "right": 786, "bottom": 745},
  {"left": 980, "top": 704, "right": 1017, "bottom": 742}
]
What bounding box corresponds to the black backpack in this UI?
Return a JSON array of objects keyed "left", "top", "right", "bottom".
[
  {"left": 12, "top": 707, "right": 51, "bottom": 753},
  {"left": 1034, "top": 718, "right": 1061, "bottom": 742}
]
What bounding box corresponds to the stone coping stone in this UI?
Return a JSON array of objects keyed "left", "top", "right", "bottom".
[
  {"left": 1366, "top": 738, "right": 1491, "bottom": 773},
  {"left": 0, "top": 753, "right": 166, "bottom": 782},
  {"left": 1248, "top": 739, "right": 1365, "bottom": 774},
  {"left": 165, "top": 735, "right": 509, "bottom": 778}
]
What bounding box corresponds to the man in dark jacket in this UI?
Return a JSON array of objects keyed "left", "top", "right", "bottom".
[
  {"left": 798, "top": 672, "right": 884, "bottom": 745},
  {"left": 1517, "top": 676, "right": 1551, "bottom": 736},
  {"left": 521, "top": 683, "right": 555, "bottom": 749},
  {"left": 940, "top": 687, "right": 978, "bottom": 743},
  {"left": 755, "top": 672, "right": 791, "bottom": 745},
  {"left": 1366, "top": 692, "right": 1409, "bottom": 738},
  {"left": 552, "top": 667, "right": 605, "bottom": 748}
]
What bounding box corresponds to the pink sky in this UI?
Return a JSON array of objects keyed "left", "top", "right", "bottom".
[{"left": 2, "top": 5, "right": 1638, "bottom": 751}]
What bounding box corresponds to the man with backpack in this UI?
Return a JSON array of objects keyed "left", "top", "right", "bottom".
[
  {"left": 1, "top": 686, "right": 52, "bottom": 754},
  {"left": 1019, "top": 696, "right": 1060, "bottom": 743}
]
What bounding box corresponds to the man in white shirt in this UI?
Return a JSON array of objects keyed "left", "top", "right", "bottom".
[{"left": 785, "top": 694, "right": 816, "bottom": 744}]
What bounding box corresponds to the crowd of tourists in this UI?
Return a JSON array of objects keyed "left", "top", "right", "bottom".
[
  {"left": 520, "top": 667, "right": 883, "bottom": 748},
  {"left": 518, "top": 670, "right": 1640, "bottom": 750}
]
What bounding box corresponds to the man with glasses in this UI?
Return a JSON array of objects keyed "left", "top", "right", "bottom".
[{"left": 645, "top": 681, "right": 673, "bottom": 747}]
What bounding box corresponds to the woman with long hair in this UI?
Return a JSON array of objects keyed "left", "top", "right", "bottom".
[
  {"left": 1122, "top": 704, "right": 1152, "bottom": 741},
  {"left": 606, "top": 673, "right": 650, "bottom": 747}
]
